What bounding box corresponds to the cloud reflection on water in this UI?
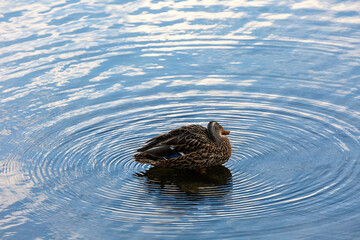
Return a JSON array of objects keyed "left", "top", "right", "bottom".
[{"left": 1, "top": 0, "right": 360, "bottom": 238}]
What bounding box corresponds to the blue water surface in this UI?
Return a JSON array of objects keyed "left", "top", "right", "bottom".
[{"left": 1, "top": 0, "right": 360, "bottom": 239}]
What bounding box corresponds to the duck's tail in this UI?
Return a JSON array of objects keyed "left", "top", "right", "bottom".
[
  {"left": 134, "top": 145, "right": 180, "bottom": 165},
  {"left": 133, "top": 152, "right": 162, "bottom": 165}
]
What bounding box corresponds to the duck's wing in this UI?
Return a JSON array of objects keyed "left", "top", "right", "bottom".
[
  {"left": 134, "top": 125, "right": 211, "bottom": 162},
  {"left": 137, "top": 125, "right": 208, "bottom": 153}
]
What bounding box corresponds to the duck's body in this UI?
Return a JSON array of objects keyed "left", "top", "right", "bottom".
[{"left": 133, "top": 121, "right": 231, "bottom": 169}]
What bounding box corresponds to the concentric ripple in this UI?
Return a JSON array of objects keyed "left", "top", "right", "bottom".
[
  {"left": 1, "top": 0, "right": 360, "bottom": 239},
  {"left": 2, "top": 86, "right": 358, "bottom": 237}
]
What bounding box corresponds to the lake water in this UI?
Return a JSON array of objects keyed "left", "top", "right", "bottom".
[{"left": 1, "top": 0, "right": 360, "bottom": 239}]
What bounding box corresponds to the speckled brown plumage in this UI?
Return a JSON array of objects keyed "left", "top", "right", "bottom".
[{"left": 133, "top": 121, "right": 231, "bottom": 169}]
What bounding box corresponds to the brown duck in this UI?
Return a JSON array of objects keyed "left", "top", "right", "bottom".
[{"left": 133, "top": 121, "right": 231, "bottom": 169}]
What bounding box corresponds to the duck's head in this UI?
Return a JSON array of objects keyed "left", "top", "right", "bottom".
[{"left": 207, "top": 121, "right": 230, "bottom": 143}]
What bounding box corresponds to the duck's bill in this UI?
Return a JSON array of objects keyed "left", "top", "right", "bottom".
[{"left": 222, "top": 130, "right": 230, "bottom": 135}]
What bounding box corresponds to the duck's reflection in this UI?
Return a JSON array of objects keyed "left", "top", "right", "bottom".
[{"left": 136, "top": 165, "right": 232, "bottom": 196}]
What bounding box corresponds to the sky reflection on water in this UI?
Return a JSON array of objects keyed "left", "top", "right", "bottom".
[{"left": 1, "top": 0, "right": 360, "bottom": 239}]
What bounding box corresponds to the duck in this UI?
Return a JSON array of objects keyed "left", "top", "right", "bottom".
[{"left": 133, "top": 121, "right": 231, "bottom": 169}]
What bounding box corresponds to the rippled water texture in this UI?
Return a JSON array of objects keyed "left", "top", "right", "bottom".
[{"left": 1, "top": 0, "right": 360, "bottom": 239}]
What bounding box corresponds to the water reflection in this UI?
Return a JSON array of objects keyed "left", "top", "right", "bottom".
[
  {"left": 1, "top": 0, "right": 360, "bottom": 238},
  {"left": 136, "top": 165, "right": 232, "bottom": 196}
]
